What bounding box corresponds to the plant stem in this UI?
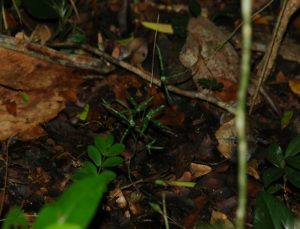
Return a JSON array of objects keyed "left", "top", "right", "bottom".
[{"left": 236, "top": 0, "right": 252, "bottom": 228}]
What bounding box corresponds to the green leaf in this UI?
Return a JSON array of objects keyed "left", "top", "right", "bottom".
[
  {"left": 20, "top": 92, "right": 30, "bottom": 103},
  {"left": 78, "top": 104, "right": 89, "bottom": 121},
  {"left": 107, "top": 143, "right": 125, "bottom": 156},
  {"left": 254, "top": 191, "right": 295, "bottom": 229},
  {"left": 285, "top": 134, "right": 300, "bottom": 158},
  {"left": 2, "top": 207, "right": 28, "bottom": 229},
  {"left": 266, "top": 183, "right": 283, "bottom": 194},
  {"left": 46, "top": 223, "right": 81, "bottom": 229},
  {"left": 285, "top": 155, "right": 300, "bottom": 169},
  {"left": 72, "top": 161, "right": 97, "bottom": 181},
  {"left": 94, "top": 135, "right": 114, "bottom": 154},
  {"left": 262, "top": 167, "right": 284, "bottom": 188},
  {"left": 285, "top": 166, "right": 300, "bottom": 188},
  {"left": 102, "top": 156, "right": 124, "bottom": 168},
  {"left": 33, "top": 171, "right": 116, "bottom": 229},
  {"left": 22, "top": 0, "right": 62, "bottom": 19},
  {"left": 266, "top": 144, "right": 284, "bottom": 168},
  {"left": 281, "top": 110, "right": 293, "bottom": 129},
  {"left": 88, "top": 145, "right": 101, "bottom": 166},
  {"left": 149, "top": 202, "right": 163, "bottom": 214}
]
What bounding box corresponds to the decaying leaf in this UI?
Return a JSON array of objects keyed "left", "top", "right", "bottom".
[
  {"left": 210, "top": 210, "right": 234, "bottom": 229},
  {"left": 215, "top": 118, "right": 237, "bottom": 159},
  {"left": 289, "top": 78, "right": 300, "bottom": 95},
  {"left": 190, "top": 163, "right": 212, "bottom": 179},
  {"left": 0, "top": 47, "right": 83, "bottom": 140}
]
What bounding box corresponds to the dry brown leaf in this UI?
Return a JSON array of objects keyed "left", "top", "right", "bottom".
[
  {"left": 190, "top": 163, "right": 212, "bottom": 179},
  {"left": 210, "top": 210, "right": 234, "bottom": 229},
  {"left": 247, "top": 159, "right": 260, "bottom": 180},
  {"left": 0, "top": 48, "right": 82, "bottom": 140},
  {"left": 215, "top": 118, "right": 236, "bottom": 159},
  {"left": 289, "top": 78, "right": 300, "bottom": 95}
]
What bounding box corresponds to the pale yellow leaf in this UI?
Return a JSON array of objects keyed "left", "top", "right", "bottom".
[{"left": 141, "top": 21, "right": 174, "bottom": 34}]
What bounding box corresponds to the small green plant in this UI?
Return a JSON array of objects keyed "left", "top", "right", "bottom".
[
  {"left": 198, "top": 79, "right": 224, "bottom": 92},
  {"left": 3, "top": 171, "right": 115, "bottom": 229},
  {"left": 73, "top": 134, "right": 125, "bottom": 181},
  {"left": 102, "top": 96, "right": 171, "bottom": 153},
  {"left": 262, "top": 134, "right": 300, "bottom": 193}
]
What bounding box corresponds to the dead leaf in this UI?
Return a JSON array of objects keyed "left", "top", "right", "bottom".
[
  {"left": 0, "top": 47, "right": 82, "bottom": 140},
  {"left": 210, "top": 210, "right": 234, "bottom": 229},
  {"left": 215, "top": 118, "right": 236, "bottom": 159},
  {"left": 289, "top": 78, "right": 300, "bottom": 95},
  {"left": 215, "top": 78, "right": 238, "bottom": 102},
  {"left": 190, "top": 163, "right": 212, "bottom": 179},
  {"left": 247, "top": 159, "right": 260, "bottom": 180}
]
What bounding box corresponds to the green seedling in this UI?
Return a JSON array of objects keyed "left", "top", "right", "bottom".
[
  {"left": 156, "top": 45, "right": 191, "bottom": 104},
  {"left": 262, "top": 134, "right": 300, "bottom": 193},
  {"left": 73, "top": 134, "right": 125, "bottom": 181},
  {"left": 102, "top": 97, "right": 172, "bottom": 152}
]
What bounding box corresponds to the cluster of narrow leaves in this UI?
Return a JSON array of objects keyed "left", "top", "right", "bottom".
[
  {"left": 73, "top": 134, "right": 125, "bottom": 181},
  {"left": 102, "top": 96, "right": 171, "bottom": 148},
  {"left": 262, "top": 134, "right": 300, "bottom": 193}
]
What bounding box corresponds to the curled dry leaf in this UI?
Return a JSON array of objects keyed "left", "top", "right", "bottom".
[{"left": 190, "top": 163, "right": 212, "bottom": 179}]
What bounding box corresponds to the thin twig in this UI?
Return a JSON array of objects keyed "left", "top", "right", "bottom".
[{"left": 249, "top": 0, "right": 300, "bottom": 113}]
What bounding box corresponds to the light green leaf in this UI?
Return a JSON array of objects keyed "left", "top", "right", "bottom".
[
  {"left": 141, "top": 21, "right": 174, "bottom": 34},
  {"left": 33, "top": 171, "right": 116, "bottom": 229},
  {"left": 46, "top": 223, "right": 81, "bottom": 229},
  {"left": 78, "top": 104, "right": 89, "bottom": 121},
  {"left": 281, "top": 110, "right": 293, "bottom": 129},
  {"left": 20, "top": 92, "right": 30, "bottom": 103},
  {"left": 72, "top": 161, "right": 97, "bottom": 181},
  {"left": 2, "top": 207, "right": 28, "bottom": 229}
]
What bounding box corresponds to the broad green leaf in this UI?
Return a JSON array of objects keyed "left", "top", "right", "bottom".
[
  {"left": 285, "top": 166, "right": 300, "bottom": 188},
  {"left": 22, "top": 0, "right": 61, "bottom": 19},
  {"left": 285, "top": 155, "right": 300, "bottom": 169},
  {"left": 78, "top": 104, "right": 89, "bottom": 121},
  {"left": 266, "top": 144, "right": 284, "bottom": 168},
  {"left": 2, "top": 207, "right": 28, "bottom": 229},
  {"left": 46, "top": 223, "right": 80, "bottom": 229},
  {"left": 102, "top": 156, "right": 124, "bottom": 168},
  {"left": 33, "top": 171, "right": 116, "bottom": 229},
  {"left": 285, "top": 134, "right": 300, "bottom": 158},
  {"left": 88, "top": 145, "right": 101, "bottom": 166},
  {"left": 141, "top": 21, "right": 174, "bottom": 34},
  {"left": 72, "top": 161, "right": 97, "bottom": 181},
  {"left": 254, "top": 192, "right": 295, "bottom": 229},
  {"left": 262, "top": 167, "right": 284, "bottom": 188},
  {"left": 281, "top": 110, "right": 293, "bottom": 129},
  {"left": 107, "top": 143, "right": 125, "bottom": 156},
  {"left": 266, "top": 183, "right": 283, "bottom": 194}
]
